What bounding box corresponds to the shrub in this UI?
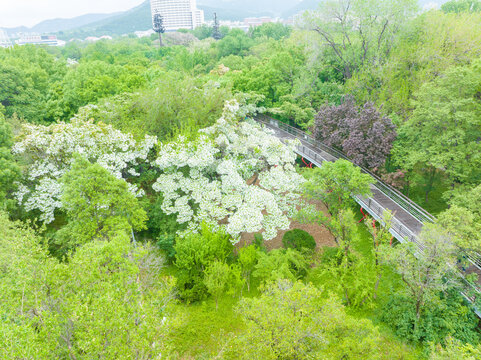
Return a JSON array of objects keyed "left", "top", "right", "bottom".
[
  {"left": 147, "top": 196, "right": 186, "bottom": 238},
  {"left": 156, "top": 234, "right": 176, "bottom": 264},
  {"left": 282, "top": 229, "right": 316, "bottom": 251},
  {"left": 253, "top": 233, "right": 266, "bottom": 252},
  {"left": 253, "top": 248, "right": 309, "bottom": 285},
  {"left": 174, "top": 225, "right": 233, "bottom": 302},
  {"left": 379, "top": 291, "right": 480, "bottom": 346},
  {"left": 320, "top": 246, "right": 341, "bottom": 264}
]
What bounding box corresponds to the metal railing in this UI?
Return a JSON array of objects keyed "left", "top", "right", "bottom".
[
  {"left": 254, "top": 115, "right": 481, "bottom": 270},
  {"left": 295, "top": 141, "right": 426, "bottom": 251},
  {"left": 252, "top": 115, "right": 481, "bottom": 314},
  {"left": 256, "top": 115, "right": 435, "bottom": 224}
]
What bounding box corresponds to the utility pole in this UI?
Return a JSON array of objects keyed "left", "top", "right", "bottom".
[
  {"left": 153, "top": 11, "right": 165, "bottom": 47},
  {"left": 213, "top": 12, "right": 222, "bottom": 40}
]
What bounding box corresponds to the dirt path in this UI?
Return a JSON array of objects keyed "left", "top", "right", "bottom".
[{"left": 236, "top": 199, "right": 336, "bottom": 251}]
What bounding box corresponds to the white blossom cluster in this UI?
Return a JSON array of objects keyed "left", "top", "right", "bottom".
[
  {"left": 153, "top": 100, "right": 305, "bottom": 243},
  {"left": 13, "top": 118, "right": 157, "bottom": 223}
]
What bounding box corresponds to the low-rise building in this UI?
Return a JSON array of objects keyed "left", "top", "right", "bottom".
[
  {"left": 244, "top": 17, "right": 274, "bottom": 28},
  {"left": 15, "top": 34, "right": 65, "bottom": 46}
]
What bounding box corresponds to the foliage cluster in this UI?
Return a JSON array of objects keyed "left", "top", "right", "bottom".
[
  {"left": 282, "top": 228, "right": 316, "bottom": 251},
  {"left": 0, "top": 212, "right": 175, "bottom": 358}
]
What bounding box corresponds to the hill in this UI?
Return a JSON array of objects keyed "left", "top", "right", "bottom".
[
  {"left": 282, "top": 0, "right": 321, "bottom": 18},
  {"left": 5, "top": 13, "right": 119, "bottom": 35},
  {"left": 199, "top": 5, "right": 263, "bottom": 22},
  {"left": 58, "top": 1, "right": 152, "bottom": 39},
  {"left": 198, "top": 0, "right": 303, "bottom": 17}
]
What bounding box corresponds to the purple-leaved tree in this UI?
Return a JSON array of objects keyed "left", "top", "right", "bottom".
[{"left": 312, "top": 96, "right": 396, "bottom": 169}]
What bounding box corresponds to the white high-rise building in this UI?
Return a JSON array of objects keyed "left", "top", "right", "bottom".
[
  {"left": 150, "top": 0, "right": 204, "bottom": 31},
  {"left": 0, "top": 29, "right": 12, "bottom": 48}
]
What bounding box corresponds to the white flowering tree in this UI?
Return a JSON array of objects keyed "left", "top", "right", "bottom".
[
  {"left": 13, "top": 114, "right": 157, "bottom": 223},
  {"left": 152, "top": 100, "right": 305, "bottom": 243}
]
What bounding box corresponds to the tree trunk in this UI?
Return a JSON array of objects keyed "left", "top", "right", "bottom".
[
  {"left": 416, "top": 298, "right": 422, "bottom": 319},
  {"left": 159, "top": 33, "right": 164, "bottom": 47},
  {"left": 424, "top": 168, "right": 436, "bottom": 203},
  {"left": 373, "top": 273, "right": 382, "bottom": 299},
  {"left": 343, "top": 287, "right": 351, "bottom": 306},
  {"left": 405, "top": 179, "right": 410, "bottom": 198}
]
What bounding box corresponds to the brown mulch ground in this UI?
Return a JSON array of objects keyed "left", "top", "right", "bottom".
[{"left": 235, "top": 198, "right": 336, "bottom": 252}]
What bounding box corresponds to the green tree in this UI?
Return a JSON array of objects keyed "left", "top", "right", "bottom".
[
  {"left": 56, "top": 156, "right": 147, "bottom": 249},
  {"left": 253, "top": 248, "right": 309, "bottom": 285},
  {"left": 237, "top": 244, "right": 258, "bottom": 292},
  {"left": 297, "top": 162, "right": 376, "bottom": 306},
  {"left": 302, "top": 0, "right": 418, "bottom": 79},
  {"left": 442, "top": 0, "right": 481, "bottom": 13},
  {"left": 223, "top": 280, "right": 408, "bottom": 359},
  {"left": 174, "top": 225, "right": 233, "bottom": 302},
  {"left": 48, "top": 237, "right": 174, "bottom": 358},
  {"left": 50, "top": 60, "right": 146, "bottom": 120},
  {"left": 302, "top": 160, "right": 372, "bottom": 219},
  {"left": 0, "top": 46, "right": 64, "bottom": 122},
  {"left": 90, "top": 74, "right": 230, "bottom": 141},
  {"left": 380, "top": 224, "right": 458, "bottom": 318},
  {"left": 438, "top": 184, "right": 481, "bottom": 253},
  {"left": 230, "top": 43, "right": 305, "bottom": 108},
  {"left": 0, "top": 211, "right": 175, "bottom": 358},
  {"left": 204, "top": 260, "right": 231, "bottom": 309},
  {"left": 380, "top": 289, "right": 479, "bottom": 346},
  {"left": 0, "top": 108, "right": 20, "bottom": 209},
  {"left": 350, "top": 11, "right": 481, "bottom": 117},
  {"left": 0, "top": 211, "right": 55, "bottom": 358},
  {"left": 394, "top": 60, "right": 481, "bottom": 198},
  {"left": 192, "top": 24, "right": 213, "bottom": 40},
  {"left": 217, "top": 29, "right": 255, "bottom": 58},
  {"left": 438, "top": 205, "right": 481, "bottom": 253},
  {"left": 308, "top": 208, "right": 378, "bottom": 307},
  {"left": 249, "top": 23, "right": 292, "bottom": 40}
]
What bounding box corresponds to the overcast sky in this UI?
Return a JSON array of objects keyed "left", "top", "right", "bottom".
[{"left": 0, "top": 0, "right": 145, "bottom": 28}]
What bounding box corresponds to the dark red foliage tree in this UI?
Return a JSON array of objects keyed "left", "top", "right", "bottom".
[{"left": 312, "top": 96, "right": 396, "bottom": 169}]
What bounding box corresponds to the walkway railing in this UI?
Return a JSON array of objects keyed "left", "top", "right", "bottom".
[
  {"left": 256, "top": 115, "right": 435, "bottom": 224},
  {"left": 254, "top": 115, "right": 481, "bottom": 314}
]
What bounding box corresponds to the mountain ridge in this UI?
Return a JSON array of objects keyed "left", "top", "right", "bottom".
[
  {"left": 4, "top": 12, "right": 120, "bottom": 35},
  {"left": 3, "top": 0, "right": 450, "bottom": 38}
]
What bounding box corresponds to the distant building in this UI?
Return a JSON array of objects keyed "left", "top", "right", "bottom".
[
  {"left": 244, "top": 17, "right": 274, "bottom": 28},
  {"left": 84, "top": 35, "right": 113, "bottom": 42},
  {"left": 135, "top": 29, "right": 155, "bottom": 38},
  {"left": 15, "top": 34, "right": 65, "bottom": 46},
  {"left": 150, "top": 0, "right": 204, "bottom": 31},
  {"left": 0, "top": 29, "right": 13, "bottom": 48}
]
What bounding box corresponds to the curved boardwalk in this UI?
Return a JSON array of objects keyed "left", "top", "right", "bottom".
[{"left": 255, "top": 116, "right": 481, "bottom": 314}]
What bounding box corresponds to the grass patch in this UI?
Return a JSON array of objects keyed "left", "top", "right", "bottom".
[
  {"left": 166, "top": 295, "right": 245, "bottom": 358},
  {"left": 162, "top": 264, "right": 262, "bottom": 358}
]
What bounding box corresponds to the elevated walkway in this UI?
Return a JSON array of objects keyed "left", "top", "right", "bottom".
[{"left": 254, "top": 115, "right": 481, "bottom": 315}]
